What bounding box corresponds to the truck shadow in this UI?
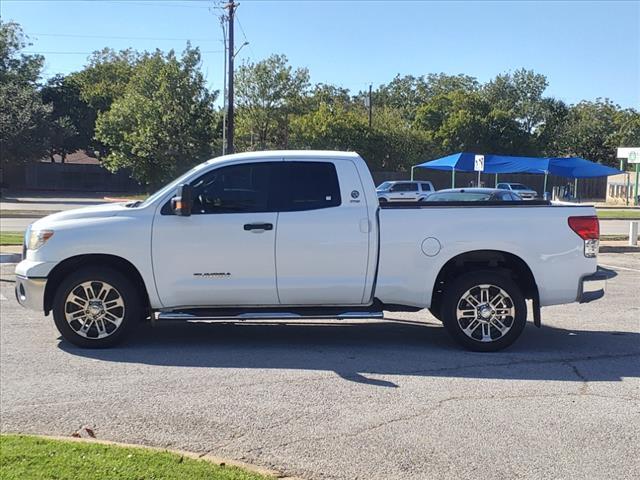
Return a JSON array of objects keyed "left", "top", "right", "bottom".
[{"left": 58, "top": 319, "right": 640, "bottom": 386}]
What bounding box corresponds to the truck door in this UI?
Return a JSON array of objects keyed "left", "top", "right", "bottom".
[
  {"left": 274, "top": 160, "right": 371, "bottom": 305},
  {"left": 151, "top": 162, "right": 279, "bottom": 308}
]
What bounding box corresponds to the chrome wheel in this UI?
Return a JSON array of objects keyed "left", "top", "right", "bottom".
[
  {"left": 456, "top": 284, "right": 516, "bottom": 343},
  {"left": 64, "top": 281, "right": 125, "bottom": 339}
]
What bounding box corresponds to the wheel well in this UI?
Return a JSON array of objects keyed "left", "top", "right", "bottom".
[
  {"left": 44, "top": 254, "right": 150, "bottom": 315},
  {"left": 430, "top": 250, "right": 538, "bottom": 312}
]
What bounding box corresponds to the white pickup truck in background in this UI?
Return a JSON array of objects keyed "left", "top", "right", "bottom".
[{"left": 15, "top": 151, "right": 605, "bottom": 351}]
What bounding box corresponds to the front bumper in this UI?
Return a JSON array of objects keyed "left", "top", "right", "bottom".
[
  {"left": 15, "top": 275, "right": 47, "bottom": 312},
  {"left": 578, "top": 271, "right": 607, "bottom": 303}
]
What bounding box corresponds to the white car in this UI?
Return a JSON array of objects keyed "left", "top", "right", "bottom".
[
  {"left": 377, "top": 180, "right": 435, "bottom": 203},
  {"left": 496, "top": 182, "right": 538, "bottom": 200},
  {"left": 16, "top": 150, "right": 605, "bottom": 351}
]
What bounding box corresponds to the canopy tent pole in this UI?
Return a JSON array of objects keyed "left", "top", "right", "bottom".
[
  {"left": 635, "top": 163, "right": 639, "bottom": 206},
  {"left": 451, "top": 168, "right": 456, "bottom": 188},
  {"left": 574, "top": 178, "right": 578, "bottom": 202},
  {"left": 410, "top": 165, "right": 416, "bottom": 181},
  {"left": 495, "top": 174, "right": 498, "bottom": 187},
  {"left": 543, "top": 171, "right": 548, "bottom": 196}
]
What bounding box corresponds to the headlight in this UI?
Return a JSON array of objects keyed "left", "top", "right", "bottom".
[{"left": 27, "top": 229, "right": 54, "bottom": 251}]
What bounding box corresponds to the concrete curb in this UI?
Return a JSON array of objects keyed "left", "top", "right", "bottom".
[
  {"left": 12, "top": 434, "right": 304, "bottom": 480},
  {"left": 0, "top": 253, "right": 21, "bottom": 264}
]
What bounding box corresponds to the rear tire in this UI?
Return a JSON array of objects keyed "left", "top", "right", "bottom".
[
  {"left": 52, "top": 267, "right": 141, "bottom": 348},
  {"left": 441, "top": 271, "right": 526, "bottom": 352}
]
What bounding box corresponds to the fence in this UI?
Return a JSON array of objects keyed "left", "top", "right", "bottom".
[
  {"left": 1, "top": 162, "right": 142, "bottom": 193},
  {"left": 372, "top": 170, "right": 607, "bottom": 201}
]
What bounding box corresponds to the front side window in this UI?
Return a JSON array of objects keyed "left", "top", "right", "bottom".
[
  {"left": 190, "top": 162, "right": 274, "bottom": 214},
  {"left": 276, "top": 162, "right": 341, "bottom": 211},
  {"left": 420, "top": 183, "right": 433, "bottom": 192}
]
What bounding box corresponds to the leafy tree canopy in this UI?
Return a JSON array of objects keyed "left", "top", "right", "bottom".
[{"left": 94, "top": 46, "right": 218, "bottom": 186}]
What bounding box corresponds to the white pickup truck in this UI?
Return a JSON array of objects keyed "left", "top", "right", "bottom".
[{"left": 15, "top": 151, "right": 605, "bottom": 351}]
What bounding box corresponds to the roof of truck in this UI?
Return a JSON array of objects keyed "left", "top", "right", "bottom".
[{"left": 205, "top": 150, "right": 360, "bottom": 165}]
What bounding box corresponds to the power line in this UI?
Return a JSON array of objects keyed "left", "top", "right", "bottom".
[
  {"left": 235, "top": 13, "right": 255, "bottom": 58},
  {"left": 94, "top": 1, "right": 212, "bottom": 9},
  {"left": 26, "top": 32, "right": 219, "bottom": 42},
  {"left": 24, "top": 50, "right": 224, "bottom": 55}
]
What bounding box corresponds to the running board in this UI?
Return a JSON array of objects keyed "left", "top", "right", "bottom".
[{"left": 157, "top": 307, "right": 384, "bottom": 322}]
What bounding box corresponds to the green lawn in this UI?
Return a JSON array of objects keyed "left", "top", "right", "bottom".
[
  {"left": 0, "top": 232, "right": 24, "bottom": 245},
  {"left": 596, "top": 209, "right": 640, "bottom": 220},
  {"left": 0, "top": 435, "right": 272, "bottom": 480}
]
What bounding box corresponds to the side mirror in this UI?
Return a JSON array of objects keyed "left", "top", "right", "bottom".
[{"left": 171, "top": 184, "right": 193, "bottom": 216}]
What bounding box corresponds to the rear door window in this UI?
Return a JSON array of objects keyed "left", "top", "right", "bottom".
[
  {"left": 275, "top": 162, "right": 341, "bottom": 211},
  {"left": 392, "top": 183, "right": 418, "bottom": 192}
]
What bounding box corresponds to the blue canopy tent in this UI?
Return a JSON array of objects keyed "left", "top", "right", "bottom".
[{"left": 412, "top": 152, "right": 622, "bottom": 195}]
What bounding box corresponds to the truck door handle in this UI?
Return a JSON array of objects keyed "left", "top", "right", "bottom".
[{"left": 244, "top": 223, "right": 273, "bottom": 231}]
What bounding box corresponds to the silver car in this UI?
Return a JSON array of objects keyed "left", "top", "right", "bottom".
[
  {"left": 496, "top": 182, "right": 538, "bottom": 200},
  {"left": 377, "top": 180, "right": 435, "bottom": 203},
  {"left": 425, "top": 188, "right": 523, "bottom": 202}
]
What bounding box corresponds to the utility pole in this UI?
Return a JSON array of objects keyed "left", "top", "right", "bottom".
[
  {"left": 368, "top": 84, "right": 372, "bottom": 128},
  {"left": 225, "top": 1, "right": 236, "bottom": 154},
  {"left": 220, "top": 15, "right": 227, "bottom": 155}
]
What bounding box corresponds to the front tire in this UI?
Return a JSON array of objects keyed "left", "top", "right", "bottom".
[
  {"left": 441, "top": 271, "right": 526, "bottom": 352},
  {"left": 52, "top": 267, "right": 141, "bottom": 348}
]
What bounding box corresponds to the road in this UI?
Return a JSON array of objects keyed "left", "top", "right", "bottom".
[{"left": 1, "top": 252, "right": 639, "bottom": 480}]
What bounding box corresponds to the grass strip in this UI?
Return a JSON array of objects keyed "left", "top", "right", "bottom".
[
  {"left": 596, "top": 210, "right": 640, "bottom": 220},
  {"left": 0, "top": 232, "right": 24, "bottom": 245},
  {"left": 0, "top": 434, "right": 273, "bottom": 480}
]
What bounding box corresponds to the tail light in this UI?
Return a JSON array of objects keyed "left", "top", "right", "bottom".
[{"left": 568, "top": 216, "right": 599, "bottom": 258}]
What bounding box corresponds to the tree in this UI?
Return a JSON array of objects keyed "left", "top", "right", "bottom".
[
  {"left": 415, "top": 90, "right": 493, "bottom": 153},
  {"left": 558, "top": 99, "right": 636, "bottom": 167},
  {"left": 367, "top": 73, "right": 479, "bottom": 121},
  {"left": 71, "top": 48, "right": 137, "bottom": 113},
  {"left": 94, "top": 46, "right": 218, "bottom": 187},
  {"left": 484, "top": 69, "right": 549, "bottom": 134},
  {"left": 235, "top": 54, "right": 309, "bottom": 149},
  {"left": 0, "top": 21, "right": 51, "bottom": 167},
  {"left": 41, "top": 74, "right": 97, "bottom": 162}
]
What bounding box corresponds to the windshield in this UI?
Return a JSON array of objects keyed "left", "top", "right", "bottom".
[
  {"left": 376, "top": 181, "right": 392, "bottom": 192},
  {"left": 426, "top": 192, "right": 493, "bottom": 202},
  {"left": 509, "top": 184, "right": 530, "bottom": 190},
  {"left": 138, "top": 162, "right": 210, "bottom": 208}
]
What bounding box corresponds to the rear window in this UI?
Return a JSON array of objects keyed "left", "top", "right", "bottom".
[{"left": 276, "top": 162, "right": 341, "bottom": 212}]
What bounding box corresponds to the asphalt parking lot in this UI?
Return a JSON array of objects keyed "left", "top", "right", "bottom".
[{"left": 1, "top": 252, "right": 639, "bottom": 480}]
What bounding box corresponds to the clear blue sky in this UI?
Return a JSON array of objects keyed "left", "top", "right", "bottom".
[{"left": 2, "top": 0, "right": 639, "bottom": 108}]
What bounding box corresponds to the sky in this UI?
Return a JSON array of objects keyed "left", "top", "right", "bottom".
[{"left": 2, "top": 0, "right": 639, "bottom": 108}]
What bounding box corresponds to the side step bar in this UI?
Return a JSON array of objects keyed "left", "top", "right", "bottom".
[{"left": 157, "top": 308, "right": 384, "bottom": 322}]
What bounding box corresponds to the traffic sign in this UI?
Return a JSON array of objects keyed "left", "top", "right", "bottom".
[{"left": 474, "top": 155, "right": 485, "bottom": 172}]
